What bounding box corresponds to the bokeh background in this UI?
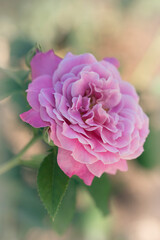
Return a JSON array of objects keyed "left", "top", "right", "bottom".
[{"left": 0, "top": 0, "right": 160, "bottom": 239}]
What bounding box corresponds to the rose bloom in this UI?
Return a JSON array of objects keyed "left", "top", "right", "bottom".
[{"left": 20, "top": 50, "right": 149, "bottom": 185}]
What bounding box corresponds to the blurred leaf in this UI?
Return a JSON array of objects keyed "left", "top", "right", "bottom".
[
  {"left": 54, "top": 27, "right": 75, "bottom": 49},
  {"left": 72, "top": 189, "right": 113, "bottom": 240},
  {"left": 43, "top": 127, "right": 54, "bottom": 147},
  {"left": 10, "top": 38, "right": 34, "bottom": 59},
  {"left": 136, "top": 128, "right": 160, "bottom": 168},
  {"left": 0, "top": 129, "right": 46, "bottom": 236},
  {"left": 25, "top": 44, "right": 42, "bottom": 68},
  {"left": 116, "top": 0, "right": 135, "bottom": 9},
  {"left": 14, "top": 70, "right": 30, "bottom": 87},
  {"left": 21, "top": 154, "right": 47, "bottom": 169},
  {"left": 85, "top": 174, "right": 111, "bottom": 215},
  {"left": 16, "top": 182, "right": 47, "bottom": 229},
  {"left": 0, "top": 68, "right": 29, "bottom": 84},
  {"left": 53, "top": 179, "right": 77, "bottom": 234},
  {"left": 11, "top": 92, "right": 30, "bottom": 116},
  {"left": 0, "top": 77, "right": 21, "bottom": 101},
  {"left": 0, "top": 175, "right": 47, "bottom": 237},
  {"left": 0, "top": 68, "right": 29, "bottom": 101},
  {"left": 37, "top": 150, "right": 69, "bottom": 220}
]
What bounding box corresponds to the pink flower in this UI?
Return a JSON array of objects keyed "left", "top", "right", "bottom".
[{"left": 20, "top": 50, "right": 149, "bottom": 185}]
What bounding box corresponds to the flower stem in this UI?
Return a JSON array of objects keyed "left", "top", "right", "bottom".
[{"left": 0, "top": 134, "right": 42, "bottom": 176}]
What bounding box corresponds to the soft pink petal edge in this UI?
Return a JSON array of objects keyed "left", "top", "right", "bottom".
[
  {"left": 87, "top": 159, "right": 128, "bottom": 177},
  {"left": 57, "top": 148, "right": 94, "bottom": 185},
  {"left": 31, "top": 50, "right": 62, "bottom": 79},
  {"left": 20, "top": 109, "right": 49, "bottom": 128},
  {"left": 103, "top": 57, "right": 120, "bottom": 68}
]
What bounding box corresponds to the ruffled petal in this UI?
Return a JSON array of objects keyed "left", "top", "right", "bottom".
[
  {"left": 27, "top": 75, "right": 53, "bottom": 111},
  {"left": 105, "top": 159, "right": 128, "bottom": 174},
  {"left": 53, "top": 52, "right": 97, "bottom": 84},
  {"left": 57, "top": 148, "right": 94, "bottom": 185},
  {"left": 87, "top": 159, "right": 128, "bottom": 177},
  {"left": 103, "top": 57, "right": 120, "bottom": 68},
  {"left": 20, "top": 109, "right": 49, "bottom": 128},
  {"left": 31, "top": 50, "right": 61, "bottom": 79},
  {"left": 72, "top": 142, "right": 97, "bottom": 164}
]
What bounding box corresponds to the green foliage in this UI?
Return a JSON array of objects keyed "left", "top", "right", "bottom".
[
  {"left": 0, "top": 68, "right": 29, "bottom": 101},
  {"left": 52, "top": 179, "right": 77, "bottom": 234},
  {"left": 136, "top": 128, "right": 160, "bottom": 168},
  {"left": 0, "top": 77, "right": 21, "bottom": 101},
  {"left": 21, "top": 154, "right": 47, "bottom": 169},
  {"left": 10, "top": 38, "right": 34, "bottom": 59},
  {"left": 117, "top": 0, "right": 135, "bottom": 9},
  {"left": 37, "top": 150, "right": 69, "bottom": 221},
  {"left": 25, "top": 44, "right": 42, "bottom": 68},
  {"left": 85, "top": 174, "right": 111, "bottom": 215},
  {"left": 0, "top": 176, "right": 47, "bottom": 238},
  {"left": 43, "top": 127, "right": 54, "bottom": 147}
]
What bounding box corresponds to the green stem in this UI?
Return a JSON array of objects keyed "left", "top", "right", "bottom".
[
  {"left": 20, "top": 154, "right": 46, "bottom": 169},
  {"left": 0, "top": 134, "right": 42, "bottom": 176}
]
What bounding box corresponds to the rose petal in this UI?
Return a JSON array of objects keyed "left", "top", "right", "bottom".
[
  {"left": 87, "top": 159, "right": 128, "bottom": 177},
  {"left": 27, "top": 75, "right": 53, "bottom": 110},
  {"left": 20, "top": 109, "right": 49, "bottom": 128},
  {"left": 57, "top": 148, "right": 94, "bottom": 185},
  {"left": 31, "top": 50, "right": 61, "bottom": 79},
  {"left": 53, "top": 52, "right": 97, "bottom": 84},
  {"left": 103, "top": 57, "right": 120, "bottom": 68}
]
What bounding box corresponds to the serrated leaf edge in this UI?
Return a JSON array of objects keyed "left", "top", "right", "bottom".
[{"left": 37, "top": 154, "right": 70, "bottom": 222}]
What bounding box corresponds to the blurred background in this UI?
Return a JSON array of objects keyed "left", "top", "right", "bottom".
[{"left": 0, "top": 0, "right": 160, "bottom": 239}]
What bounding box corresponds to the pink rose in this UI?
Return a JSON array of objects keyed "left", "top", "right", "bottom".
[{"left": 20, "top": 50, "right": 149, "bottom": 185}]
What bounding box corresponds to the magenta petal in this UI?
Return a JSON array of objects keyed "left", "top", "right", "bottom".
[
  {"left": 119, "top": 81, "right": 139, "bottom": 102},
  {"left": 122, "top": 146, "right": 144, "bottom": 160},
  {"left": 56, "top": 125, "right": 78, "bottom": 151},
  {"left": 87, "top": 159, "right": 128, "bottom": 177},
  {"left": 57, "top": 148, "right": 94, "bottom": 185},
  {"left": 72, "top": 143, "right": 97, "bottom": 164},
  {"left": 53, "top": 53, "right": 97, "bottom": 84},
  {"left": 49, "top": 123, "right": 61, "bottom": 147},
  {"left": 20, "top": 109, "right": 49, "bottom": 128},
  {"left": 71, "top": 71, "right": 99, "bottom": 97},
  {"left": 103, "top": 57, "right": 120, "bottom": 68},
  {"left": 27, "top": 75, "right": 53, "bottom": 111},
  {"left": 31, "top": 50, "right": 61, "bottom": 79},
  {"left": 87, "top": 161, "right": 106, "bottom": 177},
  {"left": 105, "top": 159, "right": 128, "bottom": 174}
]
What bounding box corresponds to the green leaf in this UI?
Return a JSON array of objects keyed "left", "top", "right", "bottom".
[
  {"left": 0, "top": 77, "right": 21, "bottom": 101},
  {"left": 37, "top": 150, "right": 69, "bottom": 220},
  {"left": 136, "top": 128, "right": 160, "bottom": 168},
  {"left": 53, "top": 179, "right": 77, "bottom": 234},
  {"left": 0, "top": 67, "right": 29, "bottom": 84},
  {"left": 14, "top": 70, "right": 30, "bottom": 86},
  {"left": 25, "top": 44, "right": 42, "bottom": 68},
  {"left": 43, "top": 127, "right": 54, "bottom": 147},
  {"left": 85, "top": 174, "right": 111, "bottom": 215},
  {"left": 0, "top": 68, "right": 29, "bottom": 101},
  {"left": 21, "top": 154, "right": 47, "bottom": 169}
]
